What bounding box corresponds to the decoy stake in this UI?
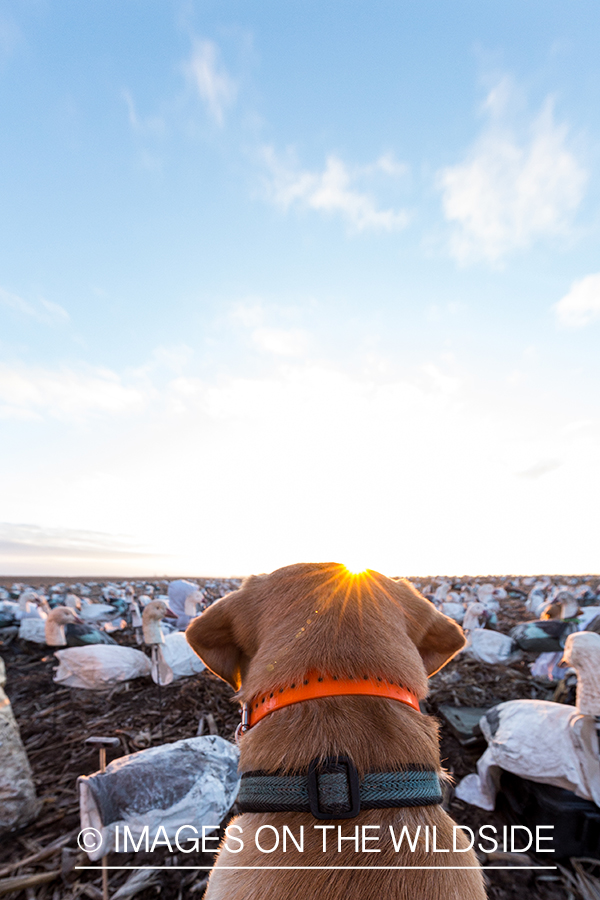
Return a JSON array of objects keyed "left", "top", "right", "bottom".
[{"left": 85, "top": 736, "right": 120, "bottom": 900}]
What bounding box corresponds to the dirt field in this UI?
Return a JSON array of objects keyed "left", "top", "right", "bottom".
[{"left": 1, "top": 574, "right": 597, "bottom": 899}]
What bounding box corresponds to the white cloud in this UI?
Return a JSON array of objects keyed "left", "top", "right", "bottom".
[
  {"left": 516, "top": 459, "right": 563, "bottom": 479},
  {"left": 122, "top": 89, "right": 165, "bottom": 136},
  {"left": 0, "top": 364, "right": 147, "bottom": 421},
  {"left": 228, "top": 301, "right": 265, "bottom": 329},
  {"left": 420, "top": 363, "right": 461, "bottom": 395},
  {"left": 186, "top": 39, "right": 236, "bottom": 126},
  {"left": 262, "top": 147, "right": 409, "bottom": 232},
  {"left": 553, "top": 273, "right": 600, "bottom": 328},
  {"left": 437, "top": 86, "right": 587, "bottom": 263},
  {"left": 251, "top": 326, "right": 308, "bottom": 357},
  {"left": 1, "top": 345, "right": 598, "bottom": 576},
  {"left": 227, "top": 300, "right": 310, "bottom": 356},
  {"left": 0, "top": 287, "right": 70, "bottom": 324},
  {"left": 0, "top": 522, "right": 155, "bottom": 562}
]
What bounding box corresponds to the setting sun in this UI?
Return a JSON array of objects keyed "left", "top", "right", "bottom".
[{"left": 343, "top": 561, "right": 370, "bottom": 576}]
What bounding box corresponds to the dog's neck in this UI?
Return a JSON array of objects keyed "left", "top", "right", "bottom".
[
  {"left": 237, "top": 691, "right": 442, "bottom": 777},
  {"left": 240, "top": 672, "right": 421, "bottom": 733}
]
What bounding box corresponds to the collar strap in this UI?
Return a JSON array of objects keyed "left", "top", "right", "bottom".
[
  {"left": 239, "top": 672, "right": 420, "bottom": 734},
  {"left": 237, "top": 756, "right": 442, "bottom": 819}
]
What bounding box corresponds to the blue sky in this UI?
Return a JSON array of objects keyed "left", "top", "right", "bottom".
[{"left": 1, "top": 1, "right": 599, "bottom": 576}]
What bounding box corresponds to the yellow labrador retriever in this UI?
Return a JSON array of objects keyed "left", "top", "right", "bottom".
[{"left": 187, "top": 562, "right": 486, "bottom": 900}]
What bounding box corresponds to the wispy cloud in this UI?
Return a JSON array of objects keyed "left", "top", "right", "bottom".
[
  {"left": 122, "top": 89, "right": 166, "bottom": 136},
  {"left": 0, "top": 364, "right": 147, "bottom": 422},
  {"left": 185, "top": 39, "right": 237, "bottom": 126},
  {"left": 437, "top": 80, "right": 587, "bottom": 264},
  {"left": 0, "top": 523, "right": 156, "bottom": 562},
  {"left": 553, "top": 273, "right": 600, "bottom": 328},
  {"left": 262, "top": 147, "right": 409, "bottom": 232},
  {"left": 228, "top": 301, "right": 310, "bottom": 357},
  {"left": 250, "top": 326, "right": 308, "bottom": 357},
  {"left": 516, "top": 459, "right": 563, "bottom": 479},
  {"left": 0, "top": 13, "right": 21, "bottom": 67},
  {"left": 0, "top": 286, "right": 70, "bottom": 325}
]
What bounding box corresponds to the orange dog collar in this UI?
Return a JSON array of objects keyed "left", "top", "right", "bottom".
[{"left": 238, "top": 672, "right": 420, "bottom": 736}]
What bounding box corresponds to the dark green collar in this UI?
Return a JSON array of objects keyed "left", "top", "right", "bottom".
[{"left": 237, "top": 756, "right": 443, "bottom": 820}]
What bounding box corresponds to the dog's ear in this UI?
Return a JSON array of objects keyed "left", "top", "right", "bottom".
[
  {"left": 414, "top": 607, "right": 465, "bottom": 676},
  {"left": 396, "top": 583, "right": 465, "bottom": 676},
  {"left": 186, "top": 594, "right": 248, "bottom": 690}
]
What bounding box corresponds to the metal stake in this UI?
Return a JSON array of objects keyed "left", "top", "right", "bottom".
[
  {"left": 51, "top": 674, "right": 58, "bottom": 735},
  {"left": 151, "top": 645, "right": 165, "bottom": 744}
]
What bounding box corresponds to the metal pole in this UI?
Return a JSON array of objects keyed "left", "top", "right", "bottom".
[
  {"left": 151, "top": 645, "right": 164, "bottom": 744},
  {"left": 51, "top": 674, "right": 58, "bottom": 735}
]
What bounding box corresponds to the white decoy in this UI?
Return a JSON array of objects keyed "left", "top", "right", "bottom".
[
  {"left": 461, "top": 602, "right": 514, "bottom": 665},
  {"left": 562, "top": 631, "right": 600, "bottom": 714},
  {"left": 142, "top": 601, "right": 206, "bottom": 684},
  {"left": 184, "top": 589, "right": 205, "bottom": 619},
  {"left": 526, "top": 583, "right": 549, "bottom": 618},
  {"left": 167, "top": 580, "right": 202, "bottom": 630},
  {"left": 462, "top": 602, "right": 489, "bottom": 632},
  {"left": 441, "top": 601, "right": 466, "bottom": 624},
  {"left": 78, "top": 602, "right": 119, "bottom": 622},
  {"left": 456, "top": 632, "right": 600, "bottom": 810},
  {"left": 142, "top": 600, "right": 177, "bottom": 645},
  {"left": 0, "top": 600, "right": 21, "bottom": 626},
  {"left": 157, "top": 632, "right": 206, "bottom": 682},
  {"left": 18, "top": 592, "right": 48, "bottom": 620},
  {"left": 574, "top": 583, "right": 597, "bottom": 604},
  {"left": 130, "top": 597, "right": 144, "bottom": 644},
  {"left": 143, "top": 600, "right": 177, "bottom": 685},
  {"left": 27, "top": 606, "right": 118, "bottom": 647},
  {"left": 44, "top": 607, "right": 83, "bottom": 647},
  {"left": 476, "top": 583, "right": 495, "bottom": 604},
  {"left": 433, "top": 582, "right": 451, "bottom": 603},
  {"left": 64, "top": 593, "right": 82, "bottom": 611}
]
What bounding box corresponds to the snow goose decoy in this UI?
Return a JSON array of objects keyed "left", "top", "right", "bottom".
[
  {"left": 456, "top": 631, "right": 600, "bottom": 811},
  {"left": 44, "top": 606, "right": 118, "bottom": 647},
  {"left": 142, "top": 601, "right": 204, "bottom": 684},
  {"left": 461, "top": 602, "right": 515, "bottom": 665},
  {"left": 167, "top": 579, "right": 203, "bottom": 630}
]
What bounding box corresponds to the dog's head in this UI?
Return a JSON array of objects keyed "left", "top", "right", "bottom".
[{"left": 186, "top": 563, "right": 465, "bottom": 701}]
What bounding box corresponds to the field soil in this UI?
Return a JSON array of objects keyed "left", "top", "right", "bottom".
[{"left": 1, "top": 574, "right": 595, "bottom": 899}]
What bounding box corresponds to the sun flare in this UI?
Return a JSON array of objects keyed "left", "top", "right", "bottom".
[{"left": 343, "top": 560, "right": 370, "bottom": 576}]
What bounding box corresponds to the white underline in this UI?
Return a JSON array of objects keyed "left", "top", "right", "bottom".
[{"left": 76, "top": 865, "right": 558, "bottom": 871}]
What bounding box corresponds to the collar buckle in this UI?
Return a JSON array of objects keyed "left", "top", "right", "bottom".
[
  {"left": 235, "top": 702, "right": 250, "bottom": 744},
  {"left": 307, "top": 755, "right": 361, "bottom": 820}
]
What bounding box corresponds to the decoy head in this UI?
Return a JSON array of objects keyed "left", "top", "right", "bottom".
[
  {"left": 462, "top": 602, "right": 488, "bottom": 632},
  {"left": 541, "top": 601, "right": 562, "bottom": 620},
  {"left": 142, "top": 599, "right": 177, "bottom": 621},
  {"left": 49, "top": 606, "right": 84, "bottom": 625},
  {"left": 142, "top": 600, "right": 176, "bottom": 645}
]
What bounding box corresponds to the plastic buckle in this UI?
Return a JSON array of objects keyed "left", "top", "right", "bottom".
[{"left": 307, "top": 756, "right": 361, "bottom": 820}]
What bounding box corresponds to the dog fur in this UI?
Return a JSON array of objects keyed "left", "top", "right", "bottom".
[{"left": 186, "top": 562, "right": 486, "bottom": 900}]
